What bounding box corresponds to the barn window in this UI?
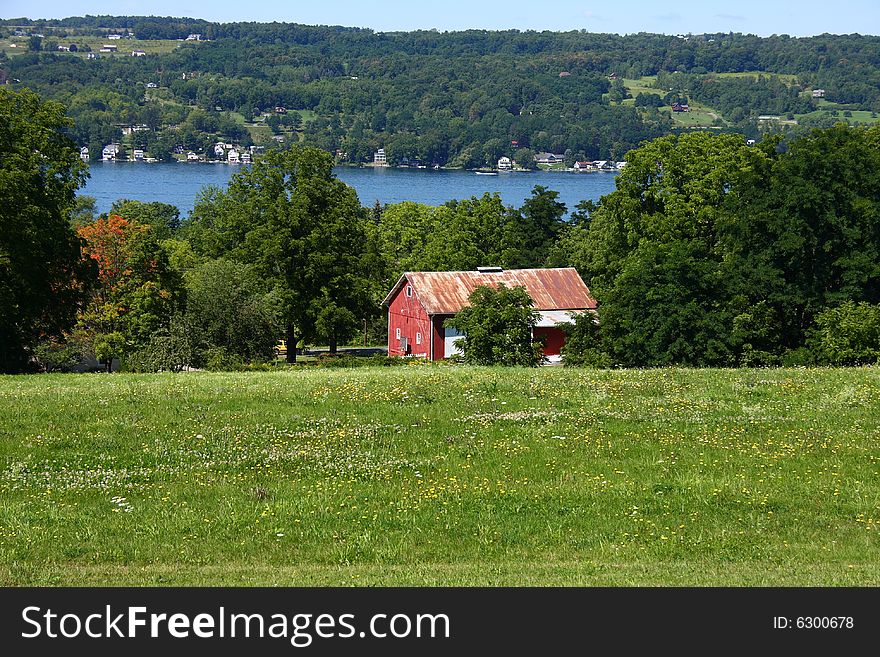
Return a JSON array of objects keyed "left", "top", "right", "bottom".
[
  {"left": 396, "top": 327, "right": 401, "bottom": 340},
  {"left": 405, "top": 285, "right": 413, "bottom": 298},
  {"left": 416, "top": 332, "right": 422, "bottom": 345}
]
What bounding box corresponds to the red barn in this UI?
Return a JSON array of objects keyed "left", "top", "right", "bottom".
[{"left": 382, "top": 267, "right": 597, "bottom": 362}]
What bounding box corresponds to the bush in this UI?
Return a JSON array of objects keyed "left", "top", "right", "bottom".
[
  {"left": 560, "top": 311, "right": 612, "bottom": 367},
  {"left": 32, "top": 340, "right": 81, "bottom": 372},
  {"left": 204, "top": 347, "right": 246, "bottom": 372},
  {"left": 807, "top": 301, "right": 880, "bottom": 365},
  {"left": 445, "top": 284, "right": 544, "bottom": 367}
]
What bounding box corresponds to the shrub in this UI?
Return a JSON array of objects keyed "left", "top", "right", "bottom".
[
  {"left": 807, "top": 301, "right": 880, "bottom": 365},
  {"left": 560, "top": 311, "right": 612, "bottom": 367},
  {"left": 444, "top": 284, "right": 544, "bottom": 367}
]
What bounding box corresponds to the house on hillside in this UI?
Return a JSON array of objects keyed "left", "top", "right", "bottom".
[
  {"left": 382, "top": 267, "right": 597, "bottom": 362},
  {"left": 672, "top": 102, "right": 690, "bottom": 112},
  {"left": 534, "top": 152, "right": 565, "bottom": 165},
  {"left": 812, "top": 89, "right": 826, "bottom": 98},
  {"left": 99, "top": 44, "right": 118, "bottom": 53},
  {"left": 374, "top": 148, "right": 387, "bottom": 165},
  {"left": 497, "top": 156, "right": 512, "bottom": 170}
]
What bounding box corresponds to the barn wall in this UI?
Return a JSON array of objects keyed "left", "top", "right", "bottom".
[
  {"left": 387, "top": 281, "right": 432, "bottom": 359},
  {"left": 432, "top": 316, "right": 448, "bottom": 361},
  {"left": 534, "top": 327, "right": 566, "bottom": 356}
]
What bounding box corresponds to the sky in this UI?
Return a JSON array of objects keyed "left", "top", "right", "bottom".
[{"left": 1, "top": 1, "right": 878, "bottom": 37}]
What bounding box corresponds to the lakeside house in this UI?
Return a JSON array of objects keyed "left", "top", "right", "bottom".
[
  {"left": 374, "top": 148, "right": 388, "bottom": 166},
  {"left": 101, "top": 144, "right": 120, "bottom": 161},
  {"left": 497, "top": 156, "right": 512, "bottom": 170},
  {"left": 535, "top": 152, "right": 565, "bottom": 165},
  {"left": 383, "top": 267, "right": 596, "bottom": 363},
  {"left": 241, "top": 152, "right": 252, "bottom": 164},
  {"left": 186, "top": 151, "right": 200, "bottom": 162},
  {"left": 133, "top": 149, "right": 145, "bottom": 161},
  {"left": 573, "top": 161, "right": 592, "bottom": 171},
  {"left": 79, "top": 147, "right": 89, "bottom": 162},
  {"left": 227, "top": 149, "right": 240, "bottom": 164}
]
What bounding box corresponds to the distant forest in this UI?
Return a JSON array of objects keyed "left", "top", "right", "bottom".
[{"left": 2, "top": 16, "right": 879, "bottom": 165}]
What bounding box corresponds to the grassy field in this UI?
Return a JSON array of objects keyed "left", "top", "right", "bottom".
[
  {"left": 1, "top": 366, "right": 879, "bottom": 586},
  {"left": 795, "top": 106, "right": 880, "bottom": 126},
  {"left": 1, "top": 35, "right": 188, "bottom": 58}
]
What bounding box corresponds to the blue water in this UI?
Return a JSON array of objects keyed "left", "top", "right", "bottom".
[{"left": 80, "top": 161, "right": 619, "bottom": 216}]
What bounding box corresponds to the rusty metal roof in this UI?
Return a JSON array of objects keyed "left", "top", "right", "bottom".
[{"left": 383, "top": 268, "right": 596, "bottom": 315}]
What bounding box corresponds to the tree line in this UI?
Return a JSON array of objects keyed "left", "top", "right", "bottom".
[{"left": 3, "top": 87, "right": 880, "bottom": 373}]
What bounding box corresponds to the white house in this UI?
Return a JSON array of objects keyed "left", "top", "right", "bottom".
[
  {"left": 573, "top": 161, "right": 593, "bottom": 171},
  {"left": 241, "top": 152, "right": 252, "bottom": 164},
  {"left": 374, "top": 148, "right": 388, "bottom": 165},
  {"left": 214, "top": 143, "right": 227, "bottom": 156},
  {"left": 497, "top": 156, "right": 512, "bottom": 170},
  {"left": 133, "top": 149, "right": 145, "bottom": 161},
  {"left": 101, "top": 144, "right": 120, "bottom": 161},
  {"left": 131, "top": 50, "right": 146, "bottom": 57},
  {"left": 108, "top": 34, "right": 122, "bottom": 40},
  {"left": 99, "top": 44, "right": 118, "bottom": 53},
  {"left": 79, "top": 147, "right": 90, "bottom": 162},
  {"left": 227, "top": 149, "right": 240, "bottom": 164},
  {"left": 186, "top": 151, "right": 200, "bottom": 162},
  {"left": 146, "top": 82, "right": 158, "bottom": 88}
]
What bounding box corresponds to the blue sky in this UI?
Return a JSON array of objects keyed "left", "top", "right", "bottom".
[{"left": 2, "top": 1, "right": 878, "bottom": 36}]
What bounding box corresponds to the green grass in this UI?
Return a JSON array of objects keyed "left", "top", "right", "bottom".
[
  {"left": 621, "top": 77, "right": 660, "bottom": 99},
  {"left": 796, "top": 107, "right": 880, "bottom": 126},
  {"left": 669, "top": 106, "right": 724, "bottom": 127},
  {"left": 1, "top": 366, "right": 879, "bottom": 586},
  {"left": 1, "top": 35, "right": 187, "bottom": 58},
  {"left": 715, "top": 71, "right": 800, "bottom": 85}
]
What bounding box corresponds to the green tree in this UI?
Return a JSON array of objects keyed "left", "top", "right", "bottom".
[
  {"left": 109, "top": 200, "right": 182, "bottom": 240},
  {"left": 186, "top": 145, "right": 372, "bottom": 360},
  {"left": 0, "top": 88, "right": 94, "bottom": 372},
  {"left": 571, "top": 132, "right": 767, "bottom": 366},
  {"left": 183, "top": 259, "right": 280, "bottom": 363},
  {"left": 445, "top": 283, "right": 543, "bottom": 366}
]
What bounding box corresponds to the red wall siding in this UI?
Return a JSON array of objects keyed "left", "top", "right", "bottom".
[
  {"left": 534, "top": 327, "right": 566, "bottom": 356},
  {"left": 432, "top": 315, "right": 451, "bottom": 361},
  {"left": 387, "top": 281, "right": 432, "bottom": 359}
]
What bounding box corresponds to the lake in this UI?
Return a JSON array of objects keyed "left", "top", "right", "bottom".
[{"left": 81, "top": 161, "right": 619, "bottom": 216}]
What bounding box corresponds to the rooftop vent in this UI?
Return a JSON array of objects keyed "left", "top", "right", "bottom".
[{"left": 476, "top": 266, "right": 503, "bottom": 273}]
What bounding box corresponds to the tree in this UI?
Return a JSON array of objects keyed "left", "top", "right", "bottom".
[
  {"left": 504, "top": 185, "right": 567, "bottom": 267},
  {"left": 76, "top": 215, "right": 181, "bottom": 368},
  {"left": 109, "top": 200, "right": 181, "bottom": 240},
  {"left": 570, "top": 132, "right": 767, "bottom": 366},
  {"left": 445, "top": 284, "right": 544, "bottom": 366},
  {"left": 183, "top": 258, "right": 280, "bottom": 363},
  {"left": 0, "top": 88, "right": 94, "bottom": 372},
  {"left": 186, "top": 145, "right": 372, "bottom": 361}
]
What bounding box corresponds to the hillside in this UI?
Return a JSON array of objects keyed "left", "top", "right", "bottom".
[
  {"left": 2, "top": 17, "right": 880, "bottom": 165},
  {"left": 1, "top": 366, "right": 879, "bottom": 586}
]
